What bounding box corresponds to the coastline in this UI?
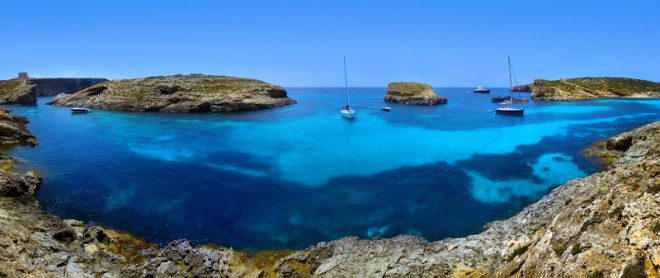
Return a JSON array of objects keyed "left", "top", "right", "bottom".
[{"left": 0, "top": 105, "right": 658, "bottom": 276}]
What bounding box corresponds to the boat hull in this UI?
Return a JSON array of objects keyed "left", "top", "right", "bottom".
[
  {"left": 341, "top": 109, "right": 355, "bottom": 119},
  {"left": 70, "top": 108, "right": 91, "bottom": 113},
  {"left": 496, "top": 108, "right": 524, "bottom": 115},
  {"left": 473, "top": 90, "right": 491, "bottom": 94}
]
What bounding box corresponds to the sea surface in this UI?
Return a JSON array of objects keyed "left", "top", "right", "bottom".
[{"left": 5, "top": 88, "right": 660, "bottom": 251}]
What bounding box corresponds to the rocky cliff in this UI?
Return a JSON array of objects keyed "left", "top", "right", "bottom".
[
  {"left": 385, "top": 82, "right": 448, "bottom": 105},
  {"left": 511, "top": 84, "right": 533, "bottom": 92},
  {"left": 0, "top": 78, "right": 108, "bottom": 104},
  {"left": 0, "top": 79, "right": 37, "bottom": 105},
  {"left": 0, "top": 104, "right": 658, "bottom": 276},
  {"left": 531, "top": 77, "right": 660, "bottom": 101},
  {"left": 49, "top": 74, "right": 296, "bottom": 113},
  {"left": 29, "top": 78, "right": 107, "bottom": 96}
]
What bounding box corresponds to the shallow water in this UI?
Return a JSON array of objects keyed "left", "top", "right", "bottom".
[{"left": 6, "top": 88, "right": 660, "bottom": 250}]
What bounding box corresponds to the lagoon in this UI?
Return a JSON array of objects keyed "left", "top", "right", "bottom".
[{"left": 6, "top": 88, "right": 660, "bottom": 250}]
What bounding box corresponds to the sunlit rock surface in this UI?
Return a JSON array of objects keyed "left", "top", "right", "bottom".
[{"left": 49, "top": 74, "right": 296, "bottom": 113}]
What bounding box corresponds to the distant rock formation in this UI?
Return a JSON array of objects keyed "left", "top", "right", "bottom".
[
  {"left": 531, "top": 77, "right": 660, "bottom": 101},
  {"left": 511, "top": 83, "right": 533, "bottom": 92},
  {"left": 49, "top": 74, "right": 296, "bottom": 113},
  {"left": 29, "top": 78, "right": 107, "bottom": 96},
  {"left": 0, "top": 76, "right": 107, "bottom": 105},
  {"left": 384, "top": 82, "right": 447, "bottom": 105},
  {"left": 0, "top": 79, "right": 37, "bottom": 105}
]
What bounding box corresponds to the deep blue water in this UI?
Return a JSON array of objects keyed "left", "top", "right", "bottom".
[{"left": 5, "top": 88, "right": 660, "bottom": 251}]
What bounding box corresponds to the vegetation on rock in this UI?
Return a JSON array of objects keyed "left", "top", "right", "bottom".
[
  {"left": 49, "top": 74, "right": 296, "bottom": 113},
  {"left": 385, "top": 82, "right": 448, "bottom": 105},
  {"left": 0, "top": 79, "right": 36, "bottom": 104},
  {"left": 531, "top": 77, "right": 660, "bottom": 101}
]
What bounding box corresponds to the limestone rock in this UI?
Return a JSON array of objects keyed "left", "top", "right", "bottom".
[
  {"left": 49, "top": 74, "right": 297, "bottom": 113},
  {"left": 531, "top": 77, "right": 660, "bottom": 101},
  {"left": 385, "top": 82, "right": 447, "bottom": 105}
]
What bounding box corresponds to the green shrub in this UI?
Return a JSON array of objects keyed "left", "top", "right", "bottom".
[
  {"left": 570, "top": 244, "right": 582, "bottom": 255},
  {"left": 609, "top": 206, "right": 624, "bottom": 219},
  {"left": 652, "top": 222, "right": 660, "bottom": 233},
  {"left": 507, "top": 244, "right": 529, "bottom": 261}
]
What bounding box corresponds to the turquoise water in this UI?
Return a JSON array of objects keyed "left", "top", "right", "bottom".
[{"left": 6, "top": 88, "right": 660, "bottom": 250}]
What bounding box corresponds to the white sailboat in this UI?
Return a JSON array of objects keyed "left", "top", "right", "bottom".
[
  {"left": 340, "top": 56, "right": 356, "bottom": 119},
  {"left": 496, "top": 56, "right": 525, "bottom": 115}
]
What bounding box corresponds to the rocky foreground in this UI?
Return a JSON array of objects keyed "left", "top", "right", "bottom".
[
  {"left": 0, "top": 104, "right": 658, "bottom": 276},
  {"left": 49, "top": 74, "right": 296, "bottom": 113},
  {"left": 530, "top": 77, "right": 660, "bottom": 101},
  {"left": 384, "top": 82, "right": 448, "bottom": 105}
]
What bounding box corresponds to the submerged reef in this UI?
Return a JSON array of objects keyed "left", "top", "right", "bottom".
[
  {"left": 0, "top": 101, "right": 658, "bottom": 276},
  {"left": 384, "top": 82, "right": 448, "bottom": 105},
  {"left": 49, "top": 74, "right": 297, "bottom": 113},
  {"left": 531, "top": 77, "right": 660, "bottom": 101}
]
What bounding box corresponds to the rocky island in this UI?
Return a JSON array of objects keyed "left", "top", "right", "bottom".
[
  {"left": 530, "top": 77, "right": 660, "bottom": 101},
  {"left": 0, "top": 73, "right": 107, "bottom": 105},
  {"left": 48, "top": 74, "right": 296, "bottom": 113},
  {"left": 384, "top": 82, "right": 448, "bottom": 105},
  {"left": 1, "top": 95, "right": 658, "bottom": 276}
]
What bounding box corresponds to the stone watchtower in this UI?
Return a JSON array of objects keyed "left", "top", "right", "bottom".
[{"left": 17, "top": 72, "right": 29, "bottom": 80}]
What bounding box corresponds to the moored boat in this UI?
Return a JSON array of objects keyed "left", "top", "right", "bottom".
[
  {"left": 340, "top": 56, "right": 356, "bottom": 119},
  {"left": 473, "top": 86, "right": 491, "bottom": 93},
  {"left": 496, "top": 56, "right": 525, "bottom": 116},
  {"left": 380, "top": 106, "right": 391, "bottom": 112},
  {"left": 491, "top": 96, "right": 511, "bottom": 103},
  {"left": 341, "top": 106, "right": 355, "bottom": 118},
  {"left": 70, "top": 107, "right": 91, "bottom": 113},
  {"left": 495, "top": 107, "right": 525, "bottom": 115}
]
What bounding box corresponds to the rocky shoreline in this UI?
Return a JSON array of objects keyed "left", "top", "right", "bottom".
[
  {"left": 530, "top": 77, "right": 660, "bottom": 101},
  {"left": 49, "top": 74, "right": 296, "bottom": 113},
  {"left": 0, "top": 104, "right": 658, "bottom": 276},
  {"left": 384, "top": 82, "right": 448, "bottom": 105},
  {"left": 0, "top": 77, "right": 107, "bottom": 105}
]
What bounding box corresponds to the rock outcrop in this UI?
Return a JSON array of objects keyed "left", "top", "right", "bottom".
[
  {"left": 0, "top": 77, "right": 108, "bottom": 104},
  {"left": 531, "top": 77, "right": 660, "bottom": 101},
  {"left": 0, "top": 79, "right": 37, "bottom": 105},
  {"left": 0, "top": 101, "right": 658, "bottom": 276},
  {"left": 28, "top": 78, "right": 107, "bottom": 97},
  {"left": 385, "top": 82, "right": 447, "bottom": 105},
  {"left": 511, "top": 83, "right": 533, "bottom": 92},
  {"left": 48, "top": 74, "right": 296, "bottom": 113}
]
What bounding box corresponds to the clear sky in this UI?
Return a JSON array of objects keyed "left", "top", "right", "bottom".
[{"left": 1, "top": 0, "right": 658, "bottom": 87}]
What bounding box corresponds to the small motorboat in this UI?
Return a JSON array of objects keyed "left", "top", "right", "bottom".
[
  {"left": 473, "top": 86, "right": 491, "bottom": 93},
  {"left": 495, "top": 107, "right": 524, "bottom": 115},
  {"left": 380, "top": 106, "right": 391, "bottom": 112},
  {"left": 70, "top": 106, "right": 91, "bottom": 113}
]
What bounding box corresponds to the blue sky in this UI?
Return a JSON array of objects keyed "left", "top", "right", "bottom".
[{"left": 1, "top": 0, "right": 658, "bottom": 86}]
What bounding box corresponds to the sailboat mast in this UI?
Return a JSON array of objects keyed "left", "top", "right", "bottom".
[
  {"left": 343, "top": 56, "right": 351, "bottom": 107},
  {"left": 508, "top": 55, "right": 513, "bottom": 91},
  {"left": 508, "top": 55, "right": 525, "bottom": 109}
]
